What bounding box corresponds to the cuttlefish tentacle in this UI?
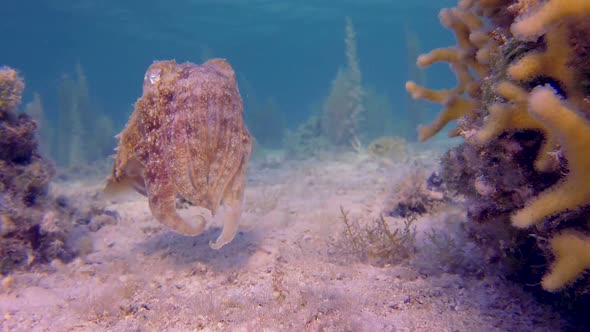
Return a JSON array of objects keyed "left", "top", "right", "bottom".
[
  {"left": 209, "top": 199, "right": 242, "bottom": 250},
  {"left": 210, "top": 138, "right": 251, "bottom": 249},
  {"left": 144, "top": 163, "right": 206, "bottom": 236}
]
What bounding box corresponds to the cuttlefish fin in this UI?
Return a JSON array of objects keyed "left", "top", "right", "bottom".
[
  {"left": 103, "top": 156, "right": 147, "bottom": 202},
  {"left": 103, "top": 176, "right": 146, "bottom": 202}
]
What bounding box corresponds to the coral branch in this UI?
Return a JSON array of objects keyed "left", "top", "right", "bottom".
[
  {"left": 512, "top": 86, "right": 590, "bottom": 228},
  {"left": 410, "top": 0, "right": 590, "bottom": 292},
  {"left": 542, "top": 231, "right": 590, "bottom": 291},
  {"left": 512, "top": 0, "right": 590, "bottom": 39}
]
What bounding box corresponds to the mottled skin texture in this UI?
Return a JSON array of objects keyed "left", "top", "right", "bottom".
[{"left": 106, "top": 59, "right": 252, "bottom": 249}]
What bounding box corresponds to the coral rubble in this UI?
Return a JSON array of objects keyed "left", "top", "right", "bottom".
[
  {"left": 367, "top": 136, "right": 408, "bottom": 162},
  {"left": 406, "top": 0, "right": 590, "bottom": 292},
  {"left": 386, "top": 168, "right": 447, "bottom": 219},
  {"left": 0, "top": 67, "right": 115, "bottom": 274},
  {"left": 0, "top": 67, "right": 62, "bottom": 273}
]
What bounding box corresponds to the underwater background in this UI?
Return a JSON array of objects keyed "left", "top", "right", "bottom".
[
  {"left": 4, "top": 0, "right": 590, "bottom": 330},
  {"left": 4, "top": 0, "right": 456, "bottom": 146}
]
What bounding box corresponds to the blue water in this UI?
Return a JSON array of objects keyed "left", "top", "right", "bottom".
[{"left": 2, "top": 0, "right": 457, "bottom": 146}]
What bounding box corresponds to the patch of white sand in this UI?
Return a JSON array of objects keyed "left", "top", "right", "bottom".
[{"left": 0, "top": 145, "right": 565, "bottom": 331}]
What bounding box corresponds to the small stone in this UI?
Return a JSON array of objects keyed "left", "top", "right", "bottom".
[
  {"left": 1, "top": 275, "right": 15, "bottom": 293},
  {"left": 50, "top": 259, "right": 65, "bottom": 270},
  {"left": 389, "top": 303, "right": 402, "bottom": 310},
  {"left": 77, "top": 236, "right": 94, "bottom": 257},
  {"left": 89, "top": 214, "right": 117, "bottom": 232},
  {"left": 0, "top": 215, "right": 16, "bottom": 236},
  {"left": 77, "top": 264, "right": 96, "bottom": 277},
  {"left": 40, "top": 211, "right": 61, "bottom": 233},
  {"left": 273, "top": 290, "right": 284, "bottom": 300}
]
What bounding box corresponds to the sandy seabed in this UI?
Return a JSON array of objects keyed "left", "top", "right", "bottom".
[{"left": 0, "top": 141, "right": 567, "bottom": 331}]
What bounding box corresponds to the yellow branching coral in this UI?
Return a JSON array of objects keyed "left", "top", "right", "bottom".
[
  {"left": 505, "top": 1, "right": 590, "bottom": 231},
  {"left": 511, "top": 86, "right": 590, "bottom": 229},
  {"left": 411, "top": 0, "right": 590, "bottom": 291},
  {"left": 505, "top": 0, "right": 590, "bottom": 291},
  {"left": 508, "top": 26, "right": 585, "bottom": 105},
  {"left": 542, "top": 231, "right": 590, "bottom": 292},
  {"left": 473, "top": 81, "right": 558, "bottom": 171},
  {"left": 406, "top": 7, "right": 487, "bottom": 141},
  {"left": 512, "top": 0, "right": 590, "bottom": 39},
  {"left": 405, "top": 79, "right": 480, "bottom": 141},
  {"left": 473, "top": 81, "right": 530, "bottom": 143}
]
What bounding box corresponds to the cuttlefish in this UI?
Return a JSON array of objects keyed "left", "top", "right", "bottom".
[{"left": 105, "top": 58, "right": 252, "bottom": 249}]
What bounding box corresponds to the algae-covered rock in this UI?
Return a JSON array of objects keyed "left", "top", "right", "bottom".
[{"left": 0, "top": 67, "right": 71, "bottom": 273}]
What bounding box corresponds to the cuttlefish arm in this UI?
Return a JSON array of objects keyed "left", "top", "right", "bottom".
[
  {"left": 143, "top": 160, "right": 206, "bottom": 236},
  {"left": 209, "top": 141, "right": 251, "bottom": 249}
]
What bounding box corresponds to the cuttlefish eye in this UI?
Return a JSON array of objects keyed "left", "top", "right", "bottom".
[{"left": 146, "top": 68, "right": 162, "bottom": 84}]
